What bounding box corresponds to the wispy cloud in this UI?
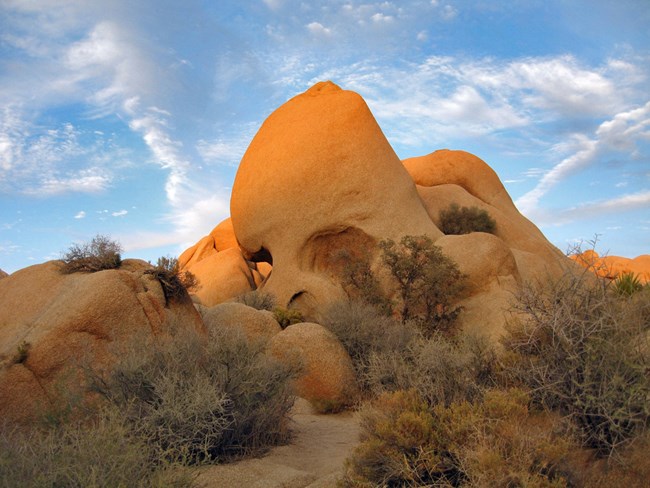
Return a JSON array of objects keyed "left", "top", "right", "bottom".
[
  {"left": 74, "top": 211, "right": 86, "bottom": 219},
  {"left": 111, "top": 210, "right": 128, "bottom": 217}
]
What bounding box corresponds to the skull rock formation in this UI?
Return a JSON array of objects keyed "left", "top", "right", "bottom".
[
  {"left": 180, "top": 81, "right": 569, "bottom": 338},
  {"left": 230, "top": 81, "right": 439, "bottom": 315}
]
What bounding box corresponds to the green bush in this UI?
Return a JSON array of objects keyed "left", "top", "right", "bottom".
[
  {"left": 336, "top": 249, "right": 393, "bottom": 315},
  {"left": 60, "top": 235, "right": 122, "bottom": 273},
  {"left": 145, "top": 256, "right": 199, "bottom": 303},
  {"left": 379, "top": 235, "right": 465, "bottom": 333},
  {"left": 439, "top": 203, "right": 497, "bottom": 235},
  {"left": 236, "top": 290, "right": 277, "bottom": 311},
  {"left": 89, "top": 325, "right": 297, "bottom": 464},
  {"left": 273, "top": 307, "right": 303, "bottom": 329},
  {"left": 502, "top": 268, "right": 650, "bottom": 455}
]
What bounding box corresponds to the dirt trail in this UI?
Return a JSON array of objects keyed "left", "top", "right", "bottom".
[{"left": 194, "top": 399, "right": 361, "bottom": 487}]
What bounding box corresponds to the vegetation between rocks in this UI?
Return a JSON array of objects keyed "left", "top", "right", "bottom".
[
  {"left": 336, "top": 244, "right": 650, "bottom": 486},
  {"left": 0, "top": 322, "right": 298, "bottom": 486},
  {"left": 439, "top": 203, "right": 497, "bottom": 235}
]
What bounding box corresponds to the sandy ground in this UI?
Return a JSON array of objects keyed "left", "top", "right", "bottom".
[{"left": 193, "top": 398, "right": 361, "bottom": 487}]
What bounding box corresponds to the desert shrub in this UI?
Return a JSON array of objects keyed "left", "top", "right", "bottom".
[
  {"left": 342, "top": 388, "right": 570, "bottom": 487},
  {"left": 145, "top": 256, "right": 199, "bottom": 303},
  {"left": 235, "top": 290, "right": 277, "bottom": 311},
  {"left": 364, "top": 332, "right": 496, "bottom": 408},
  {"left": 322, "top": 300, "right": 420, "bottom": 394},
  {"left": 60, "top": 234, "right": 122, "bottom": 273},
  {"left": 502, "top": 267, "right": 650, "bottom": 455},
  {"left": 0, "top": 407, "right": 190, "bottom": 488},
  {"left": 439, "top": 203, "right": 497, "bottom": 235},
  {"left": 89, "top": 325, "right": 297, "bottom": 464},
  {"left": 379, "top": 235, "right": 466, "bottom": 333},
  {"left": 613, "top": 272, "right": 644, "bottom": 297},
  {"left": 273, "top": 307, "right": 303, "bottom": 329}
]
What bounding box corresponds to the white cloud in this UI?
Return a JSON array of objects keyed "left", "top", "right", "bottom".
[
  {"left": 441, "top": 5, "right": 457, "bottom": 20},
  {"left": 112, "top": 210, "right": 128, "bottom": 217},
  {"left": 197, "top": 138, "right": 248, "bottom": 166},
  {"left": 306, "top": 22, "right": 332, "bottom": 36},
  {"left": 534, "top": 190, "right": 650, "bottom": 226},
  {"left": 516, "top": 135, "right": 599, "bottom": 214},
  {"left": 262, "top": 0, "right": 283, "bottom": 9},
  {"left": 26, "top": 170, "right": 111, "bottom": 196},
  {"left": 371, "top": 13, "right": 394, "bottom": 23},
  {"left": 74, "top": 211, "right": 86, "bottom": 219}
]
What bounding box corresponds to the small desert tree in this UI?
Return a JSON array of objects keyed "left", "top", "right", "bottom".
[
  {"left": 379, "top": 235, "right": 465, "bottom": 333},
  {"left": 61, "top": 235, "right": 122, "bottom": 273}
]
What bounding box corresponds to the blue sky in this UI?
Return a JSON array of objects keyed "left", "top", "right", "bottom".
[{"left": 1, "top": 0, "right": 649, "bottom": 273}]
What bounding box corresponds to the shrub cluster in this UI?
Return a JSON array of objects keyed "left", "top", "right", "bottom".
[
  {"left": 1, "top": 323, "right": 297, "bottom": 485},
  {"left": 235, "top": 290, "right": 277, "bottom": 311},
  {"left": 439, "top": 203, "right": 497, "bottom": 235},
  {"left": 343, "top": 388, "right": 570, "bottom": 487},
  {"left": 60, "top": 235, "right": 122, "bottom": 273},
  {"left": 323, "top": 300, "right": 496, "bottom": 406},
  {"left": 613, "top": 272, "right": 644, "bottom": 297},
  {"left": 145, "top": 256, "right": 199, "bottom": 303},
  {"left": 273, "top": 307, "right": 304, "bottom": 329},
  {"left": 502, "top": 267, "right": 650, "bottom": 455},
  {"left": 89, "top": 326, "right": 297, "bottom": 464}
]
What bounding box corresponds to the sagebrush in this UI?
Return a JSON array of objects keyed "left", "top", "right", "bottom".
[
  {"left": 439, "top": 203, "right": 497, "bottom": 235},
  {"left": 60, "top": 235, "right": 122, "bottom": 273}
]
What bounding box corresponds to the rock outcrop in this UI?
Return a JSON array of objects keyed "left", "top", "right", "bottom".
[
  {"left": 181, "top": 81, "right": 569, "bottom": 340},
  {"left": 230, "top": 81, "right": 439, "bottom": 316},
  {"left": 0, "top": 260, "right": 204, "bottom": 423},
  {"left": 270, "top": 322, "right": 358, "bottom": 412},
  {"left": 198, "top": 302, "right": 281, "bottom": 342},
  {"left": 179, "top": 218, "right": 268, "bottom": 306},
  {"left": 571, "top": 250, "right": 650, "bottom": 283},
  {"left": 0, "top": 269, "right": 7, "bottom": 279}
]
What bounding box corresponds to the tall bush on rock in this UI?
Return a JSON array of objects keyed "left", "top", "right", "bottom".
[{"left": 60, "top": 235, "right": 122, "bottom": 273}]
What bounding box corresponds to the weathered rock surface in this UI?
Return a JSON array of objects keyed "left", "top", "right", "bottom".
[
  {"left": 230, "top": 81, "right": 439, "bottom": 314},
  {"left": 179, "top": 219, "right": 270, "bottom": 306},
  {"left": 0, "top": 261, "right": 204, "bottom": 423},
  {"left": 270, "top": 322, "right": 357, "bottom": 411},
  {"left": 198, "top": 302, "right": 281, "bottom": 342},
  {"left": 180, "top": 81, "right": 570, "bottom": 339}
]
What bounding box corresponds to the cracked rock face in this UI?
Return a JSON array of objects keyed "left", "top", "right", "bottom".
[{"left": 0, "top": 260, "right": 204, "bottom": 423}]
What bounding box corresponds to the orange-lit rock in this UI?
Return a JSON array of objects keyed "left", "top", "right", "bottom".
[
  {"left": 230, "top": 81, "right": 439, "bottom": 313},
  {"left": 571, "top": 251, "right": 650, "bottom": 283},
  {"left": 180, "top": 81, "right": 570, "bottom": 338},
  {"left": 0, "top": 261, "right": 204, "bottom": 423},
  {"left": 199, "top": 302, "right": 281, "bottom": 342},
  {"left": 269, "top": 322, "right": 357, "bottom": 411}
]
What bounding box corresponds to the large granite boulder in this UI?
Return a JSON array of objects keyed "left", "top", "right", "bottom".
[{"left": 0, "top": 260, "right": 205, "bottom": 423}]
